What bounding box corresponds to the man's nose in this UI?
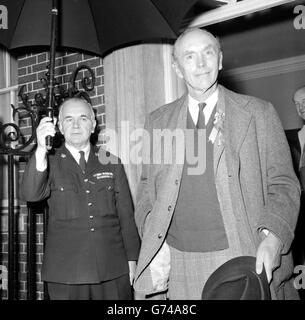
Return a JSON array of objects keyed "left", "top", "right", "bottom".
[
  {"left": 72, "top": 119, "right": 80, "bottom": 128},
  {"left": 197, "top": 54, "right": 206, "bottom": 67}
]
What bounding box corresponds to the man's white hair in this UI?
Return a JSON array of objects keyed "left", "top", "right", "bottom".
[
  {"left": 58, "top": 97, "right": 95, "bottom": 122},
  {"left": 172, "top": 27, "right": 222, "bottom": 62}
]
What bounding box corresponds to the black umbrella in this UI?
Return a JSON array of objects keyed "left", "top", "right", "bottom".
[
  {"left": 0, "top": 0, "right": 196, "bottom": 148},
  {"left": 0, "top": 0, "right": 197, "bottom": 56}
]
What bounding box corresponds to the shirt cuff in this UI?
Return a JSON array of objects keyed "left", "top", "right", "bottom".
[
  {"left": 262, "top": 229, "right": 270, "bottom": 236},
  {"left": 35, "top": 151, "right": 47, "bottom": 172}
]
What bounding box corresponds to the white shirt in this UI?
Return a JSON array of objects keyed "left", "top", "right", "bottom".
[
  {"left": 188, "top": 88, "right": 219, "bottom": 125},
  {"left": 36, "top": 143, "right": 90, "bottom": 172},
  {"left": 65, "top": 143, "right": 90, "bottom": 164}
]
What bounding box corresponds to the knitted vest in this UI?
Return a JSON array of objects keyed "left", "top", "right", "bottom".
[{"left": 167, "top": 107, "right": 229, "bottom": 252}]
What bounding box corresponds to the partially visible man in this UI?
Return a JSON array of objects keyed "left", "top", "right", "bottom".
[
  {"left": 285, "top": 87, "right": 305, "bottom": 180},
  {"left": 22, "top": 97, "right": 140, "bottom": 300},
  {"left": 133, "top": 28, "right": 300, "bottom": 300},
  {"left": 286, "top": 87, "right": 305, "bottom": 282},
  {"left": 290, "top": 87, "right": 305, "bottom": 180}
]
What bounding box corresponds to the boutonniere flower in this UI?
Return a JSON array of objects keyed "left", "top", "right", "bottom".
[{"left": 209, "top": 110, "right": 225, "bottom": 145}]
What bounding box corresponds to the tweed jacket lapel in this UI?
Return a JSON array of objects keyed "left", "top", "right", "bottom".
[
  {"left": 154, "top": 94, "right": 188, "bottom": 169},
  {"left": 161, "top": 86, "right": 253, "bottom": 182},
  {"left": 165, "top": 88, "right": 253, "bottom": 177},
  {"left": 220, "top": 85, "right": 253, "bottom": 177},
  {"left": 213, "top": 87, "right": 225, "bottom": 176},
  {"left": 170, "top": 95, "right": 188, "bottom": 182},
  {"left": 174, "top": 94, "right": 188, "bottom": 131},
  {"left": 164, "top": 93, "right": 188, "bottom": 139},
  {"left": 156, "top": 95, "right": 188, "bottom": 204},
  {"left": 174, "top": 94, "right": 188, "bottom": 168}
]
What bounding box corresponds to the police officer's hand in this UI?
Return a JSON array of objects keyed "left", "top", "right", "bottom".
[
  {"left": 35, "top": 117, "right": 57, "bottom": 171},
  {"left": 36, "top": 117, "right": 57, "bottom": 154},
  {"left": 128, "top": 261, "right": 137, "bottom": 285}
]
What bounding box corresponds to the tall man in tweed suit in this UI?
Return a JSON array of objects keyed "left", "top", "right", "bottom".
[
  {"left": 22, "top": 98, "right": 140, "bottom": 300},
  {"left": 133, "top": 28, "right": 300, "bottom": 300}
]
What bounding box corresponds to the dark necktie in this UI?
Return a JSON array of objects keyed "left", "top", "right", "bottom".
[
  {"left": 79, "top": 151, "right": 86, "bottom": 173},
  {"left": 196, "top": 102, "right": 206, "bottom": 129},
  {"left": 299, "top": 148, "right": 305, "bottom": 190}
]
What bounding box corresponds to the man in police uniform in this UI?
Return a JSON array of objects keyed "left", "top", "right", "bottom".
[{"left": 22, "top": 98, "right": 140, "bottom": 300}]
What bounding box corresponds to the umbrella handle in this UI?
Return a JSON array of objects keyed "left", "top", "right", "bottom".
[
  {"left": 45, "top": 107, "right": 53, "bottom": 151},
  {"left": 46, "top": 0, "right": 58, "bottom": 151}
]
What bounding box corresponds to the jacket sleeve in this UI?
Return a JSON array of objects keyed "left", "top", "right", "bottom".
[
  {"left": 134, "top": 116, "right": 154, "bottom": 238},
  {"left": 115, "top": 161, "right": 140, "bottom": 261},
  {"left": 21, "top": 154, "right": 51, "bottom": 202},
  {"left": 257, "top": 102, "right": 301, "bottom": 254}
]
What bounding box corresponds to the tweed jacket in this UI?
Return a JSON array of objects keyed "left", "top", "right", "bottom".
[
  {"left": 21, "top": 145, "right": 140, "bottom": 284},
  {"left": 133, "top": 85, "right": 300, "bottom": 299}
]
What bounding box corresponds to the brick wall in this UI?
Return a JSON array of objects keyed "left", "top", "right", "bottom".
[{"left": 1, "top": 50, "right": 105, "bottom": 300}]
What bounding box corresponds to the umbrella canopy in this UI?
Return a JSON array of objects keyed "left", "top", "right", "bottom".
[{"left": 0, "top": 0, "right": 197, "bottom": 57}]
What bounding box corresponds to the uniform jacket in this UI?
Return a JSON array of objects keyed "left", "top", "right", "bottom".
[
  {"left": 22, "top": 145, "right": 140, "bottom": 284},
  {"left": 133, "top": 85, "right": 300, "bottom": 299}
]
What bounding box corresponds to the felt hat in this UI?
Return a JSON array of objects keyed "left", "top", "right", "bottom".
[{"left": 201, "top": 256, "right": 271, "bottom": 300}]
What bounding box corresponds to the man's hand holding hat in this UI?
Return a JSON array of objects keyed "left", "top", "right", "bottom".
[{"left": 256, "top": 231, "right": 283, "bottom": 283}]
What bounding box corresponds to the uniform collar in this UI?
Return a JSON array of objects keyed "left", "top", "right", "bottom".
[{"left": 65, "top": 143, "right": 91, "bottom": 162}]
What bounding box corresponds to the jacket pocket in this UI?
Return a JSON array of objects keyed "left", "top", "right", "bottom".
[
  {"left": 49, "top": 180, "right": 79, "bottom": 220},
  {"left": 96, "top": 179, "right": 116, "bottom": 215}
]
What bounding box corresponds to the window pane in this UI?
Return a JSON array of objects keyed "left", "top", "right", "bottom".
[
  {"left": 10, "top": 54, "right": 18, "bottom": 86},
  {"left": 0, "top": 47, "right": 7, "bottom": 89},
  {"left": 0, "top": 92, "right": 12, "bottom": 123}
]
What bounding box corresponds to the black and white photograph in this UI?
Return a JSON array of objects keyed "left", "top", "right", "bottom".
[{"left": 0, "top": 0, "right": 305, "bottom": 312}]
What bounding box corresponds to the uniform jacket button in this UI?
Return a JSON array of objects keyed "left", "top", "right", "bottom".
[
  {"left": 168, "top": 205, "right": 172, "bottom": 211},
  {"left": 158, "top": 233, "right": 163, "bottom": 239},
  {"left": 107, "top": 185, "right": 113, "bottom": 191}
]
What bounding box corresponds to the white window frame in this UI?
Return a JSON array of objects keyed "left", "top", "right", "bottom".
[{"left": 0, "top": 51, "right": 18, "bottom": 123}]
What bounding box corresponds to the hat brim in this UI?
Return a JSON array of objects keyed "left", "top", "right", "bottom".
[{"left": 201, "top": 256, "right": 271, "bottom": 300}]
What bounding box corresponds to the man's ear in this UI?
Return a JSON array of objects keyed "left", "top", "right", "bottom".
[
  {"left": 172, "top": 61, "right": 184, "bottom": 79},
  {"left": 218, "top": 51, "right": 223, "bottom": 71},
  {"left": 58, "top": 121, "right": 63, "bottom": 134},
  {"left": 91, "top": 120, "right": 97, "bottom": 133}
]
